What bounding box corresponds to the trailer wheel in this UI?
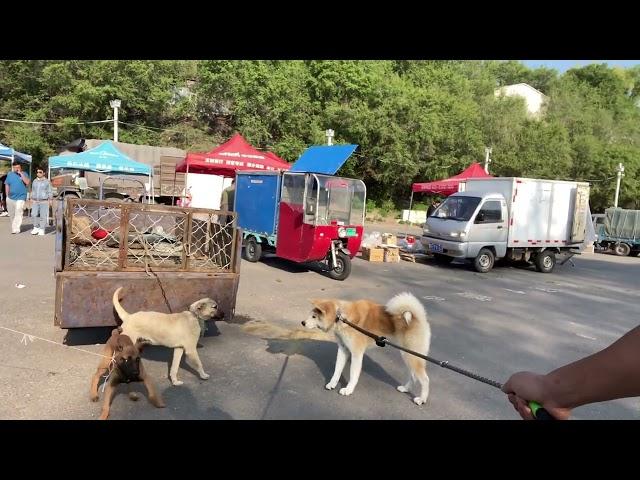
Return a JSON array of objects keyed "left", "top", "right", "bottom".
[
  {"left": 243, "top": 237, "right": 262, "bottom": 262},
  {"left": 474, "top": 248, "right": 495, "bottom": 273},
  {"left": 328, "top": 251, "right": 351, "bottom": 281},
  {"left": 534, "top": 251, "right": 556, "bottom": 273},
  {"left": 613, "top": 243, "right": 631, "bottom": 257}
]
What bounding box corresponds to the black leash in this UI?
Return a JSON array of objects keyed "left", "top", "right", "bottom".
[{"left": 335, "top": 309, "right": 554, "bottom": 420}]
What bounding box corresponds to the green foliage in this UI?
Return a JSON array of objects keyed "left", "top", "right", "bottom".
[{"left": 1, "top": 60, "right": 639, "bottom": 211}]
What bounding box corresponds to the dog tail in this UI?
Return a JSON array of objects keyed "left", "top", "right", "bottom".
[
  {"left": 112, "top": 287, "right": 129, "bottom": 322},
  {"left": 386, "top": 292, "right": 431, "bottom": 353}
]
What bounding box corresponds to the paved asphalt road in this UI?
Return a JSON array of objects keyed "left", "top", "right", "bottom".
[{"left": 1, "top": 218, "right": 638, "bottom": 419}]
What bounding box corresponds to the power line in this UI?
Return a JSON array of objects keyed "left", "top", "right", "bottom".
[{"left": 0, "top": 118, "right": 112, "bottom": 125}]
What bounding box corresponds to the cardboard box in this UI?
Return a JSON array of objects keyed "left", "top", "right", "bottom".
[
  {"left": 361, "top": 246, "right": 385, "bottom": 262},
  {"left": 381, "top": 233, "right": 397, "bottom": 246},
  {"left": 384, "top": 246, "right": 400, "bottom": 263}
]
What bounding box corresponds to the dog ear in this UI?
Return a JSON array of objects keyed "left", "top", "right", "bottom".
[
  {"left": 134, "top": 340, "right": 146, "bottom": 353},
  {"left": 310, "top": 299, "right": 327, "bottom": 314}
]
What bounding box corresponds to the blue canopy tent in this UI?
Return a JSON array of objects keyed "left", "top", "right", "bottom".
[
  {"left": 48, "top": 141, "right": 153, "bottom": 202},
  {"left": 0, "top": 142, "right": 33, "bottom": 179}
]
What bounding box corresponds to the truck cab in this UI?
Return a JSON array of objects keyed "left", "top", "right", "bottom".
[{"left": 421, "top": 192, "right": 508, "bottom": 270}]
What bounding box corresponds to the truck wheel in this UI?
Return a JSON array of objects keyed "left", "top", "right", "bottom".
[
  {"left": 534, "top": 251, "right": 556, "bottom": 273},
  {"left": 474, "top": 248, "right": 495, "bottom": 273},
  {"left": 614, "top": 243, "right": 631, "bottom": 257},
  {"left": 243, "top": 237, "right": 262, "bottom": 262},
  {"left": 328, "top": 251, "right": 351, "bottom": 281},
  {"left": 433, "top": 253, "right": 454, "bottom": 264}
]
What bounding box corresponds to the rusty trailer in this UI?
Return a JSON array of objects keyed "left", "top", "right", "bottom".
[{"left": 54, "top": 199, "right": 241, "bottom": 328}]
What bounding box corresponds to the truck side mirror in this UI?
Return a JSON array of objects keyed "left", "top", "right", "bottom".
[{"left": 475, "top": 212, "right": 485, "bottom": 223}]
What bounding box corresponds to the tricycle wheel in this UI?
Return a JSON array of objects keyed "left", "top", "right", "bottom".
[
  {"left": 328, "top": 251, "right": 351, "bottom": 281},
  {"left": 243, "top": 237, "right": 262, "bottom": 262}
]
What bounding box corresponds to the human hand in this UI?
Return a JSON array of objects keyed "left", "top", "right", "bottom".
[{"left": 502, "top": 371, "right": 572, "bottom": 420}]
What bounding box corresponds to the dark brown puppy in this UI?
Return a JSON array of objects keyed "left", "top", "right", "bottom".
[{"left": 90, "top": 328, "right": 165, "bottom": 420}]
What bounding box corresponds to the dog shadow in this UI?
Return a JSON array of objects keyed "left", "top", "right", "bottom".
[{"left": 263, "top": 337, "right": 400, "bottom": 391}]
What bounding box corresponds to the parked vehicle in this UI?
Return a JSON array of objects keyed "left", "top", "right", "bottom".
[
  {"left": 234, "top": 145, "right": 366, "bottom": 280},
  {"left": 593, "top": 208, "right": 640, "bottom": 257},
  {"left": 420, "top": 177, "right": 590, "bottom": 273}
]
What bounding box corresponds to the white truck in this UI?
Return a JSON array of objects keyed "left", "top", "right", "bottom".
[{"left": 420, "top": 177, "right": 590, "bottom": 273}]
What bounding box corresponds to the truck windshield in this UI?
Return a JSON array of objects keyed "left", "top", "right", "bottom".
[{"left": 432, "top": 196, "right": 481, "bottom": 221}]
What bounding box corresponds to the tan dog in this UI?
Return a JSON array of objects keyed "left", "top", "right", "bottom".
[
  {"left": 113, "top": 287, "right": 221, "bottom": 386},
  {"left": 302, "top": 292, "right": 432, "bottom": 405},
  {"left": 90, "top": 328, "right": 165, "bottom": 420}
]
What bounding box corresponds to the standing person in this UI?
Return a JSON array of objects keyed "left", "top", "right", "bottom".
[
  {"left": 0, "top": 173, "right": 8, "bottom": 217},
  {"left": 219, "top": 178, "right": 235, "bottom": 224},
  {"left": 4, "top": 162, "right": 31, "bottom": 234},
  {"left": 30, "top": 167, "right": 53, "bottom": 235}
]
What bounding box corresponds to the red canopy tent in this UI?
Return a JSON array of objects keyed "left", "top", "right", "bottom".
[
  {"left": 408, "top": 162, "right": 492, "bottom": 213},
  {"left": 412, "top": 162, "right": 492, "bottom": 196},
  {"left": 175, "top": 133, "right": 290, "bottom": 176}
]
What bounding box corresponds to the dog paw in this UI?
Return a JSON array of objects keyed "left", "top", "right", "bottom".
[
  {"left": 90, "top": 395, "right": 99, "bottom": 402},
  {"left": 128, "top": 392, "right": 140, "bottom": 402},
  {"left": 199, "top": 373, "right": 210, "bottom": 380},
  {"left": 171, "top": 380, "right": 184, "bottom": 386},
  {"left": 339, "top": 387, "right": 353, "bottom": 396},
  {"left": 99, "top": 412, "right": 109, "bottom": 420},
  {"left": 397, "top": 385, "right": 409, "bottom": 393},
  {"left": 413, "top": 397, "right": 425, "bottom": 406},
  {"left": 325, "top": 382, "right": 337, "bottom": 390}
]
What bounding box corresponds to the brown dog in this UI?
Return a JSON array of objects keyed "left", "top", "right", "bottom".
[{"left": 90, "top": 328, "right": 165, "bottom": 420}]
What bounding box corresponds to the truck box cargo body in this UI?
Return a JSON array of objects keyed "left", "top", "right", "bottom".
[{"left": 421, "top": 177, "right": 590, "bottom": 273}]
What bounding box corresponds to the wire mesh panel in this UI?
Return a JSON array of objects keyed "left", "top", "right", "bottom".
[
  {"left": 64, "top": 201, "right": 124, "bottom": 270},
  {"left": 63, "top": 199, "right": 237, "bottom": 273},
  {"left": 125, "top": 209, "right": 188, "bottom": 270},
  {"left": 188, "top": 212, "right": 235, "bottom": 271}
]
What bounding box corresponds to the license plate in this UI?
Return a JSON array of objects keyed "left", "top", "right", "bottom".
[
  {"left": 345, "top": 227, "right": 357, "bottom": 237},
  {"left": 429, "top": 243, "right": 443, "bottom": 253}
]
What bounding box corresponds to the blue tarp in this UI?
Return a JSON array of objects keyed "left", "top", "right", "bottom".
[
  {"left": 289, "top": 144, "right": 357, "bottom": 175},
  {"left": 0, "top": 142, "right": 33, "bottom": 164},
  {"left": 48, "top": 141, "right": 152, "bottom": 175}
]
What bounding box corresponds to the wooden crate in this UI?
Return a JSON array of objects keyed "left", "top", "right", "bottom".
[
  {"left": 383, "top": 246, "right": 400, "bottom": 263},
  {"left": 361, "top": 246, "right": 385, "bottom": 262}
]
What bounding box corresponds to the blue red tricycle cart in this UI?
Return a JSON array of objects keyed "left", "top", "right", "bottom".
[{"left": 234, "top": 145, "right": 366, "bottom": 280}]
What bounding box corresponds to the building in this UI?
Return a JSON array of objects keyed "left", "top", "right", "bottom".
[{"left": 494, "top": 83, "right": 547, "bottom": 118}]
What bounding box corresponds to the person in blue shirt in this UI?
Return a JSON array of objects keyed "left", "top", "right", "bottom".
[{"left": 4, "top": 162, "right": 31, "bottom": 234}]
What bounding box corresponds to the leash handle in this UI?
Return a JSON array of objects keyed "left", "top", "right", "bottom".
[{"left": 529, "top": 401, "right": 555, "bottom": 420}]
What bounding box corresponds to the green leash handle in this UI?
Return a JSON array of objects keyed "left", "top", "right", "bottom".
[{"left": 529, "top": 401, "right": 555, "bottom": 420}]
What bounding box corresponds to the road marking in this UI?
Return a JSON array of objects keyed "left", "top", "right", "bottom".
[
  {"left": 422, "top": 295, "right": 446, "bottom": 302},
  {"left": 575, "top": 333, "right": 596, "bottom": 341},
  {"left": 505, "top": 288, "right": 526, "bottom": 295},
  {"left": 456, "top": 292, "right": 492, "bottom": 302},
  {"left": 535, "top": 287, "right": 560, "bottom": 293}
]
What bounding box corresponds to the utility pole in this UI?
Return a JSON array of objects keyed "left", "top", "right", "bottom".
[
  {"left": 325, "top": 129, "right": 335, "bottom": 146},
  {"left": 614, "top": 162, "right": 625, "bottom": 207},
  {"left": 110, "top": 99, "right": 121, "bottom": 142},
  {"left": 484, "top": 147, "right": 492, "bottom": 174}
]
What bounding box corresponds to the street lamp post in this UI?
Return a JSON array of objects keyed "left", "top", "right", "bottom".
[
  {"left": 614, "top": 162, "right": 625, "bottom": 208},
  {"left": 325, "top": 129, "right": 335, "bottom": 146},
  {"left": 484, "top": 147, "right": 492, "bottom": 174},
  {"left": 110, "top": 99, "right": 121, "bottom": 142}
]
